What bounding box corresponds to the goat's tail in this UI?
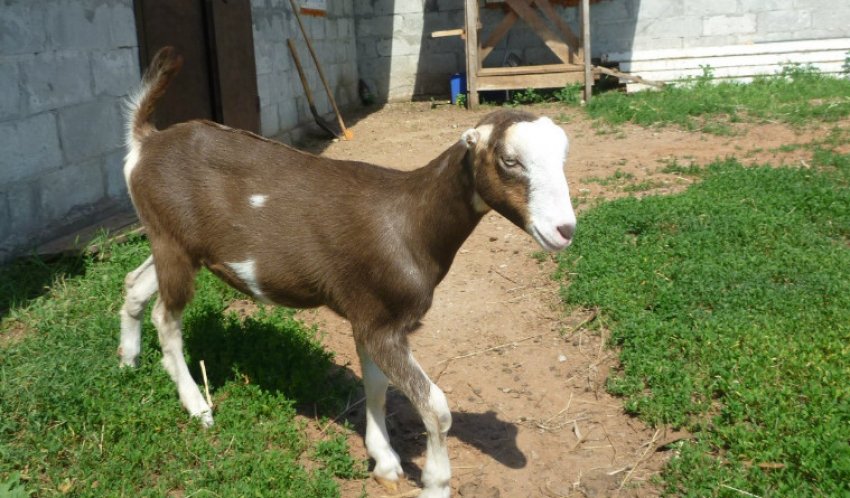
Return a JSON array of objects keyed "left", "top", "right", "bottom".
[{"left": 125, "top": 46, "right": 183, "bottom": 148}]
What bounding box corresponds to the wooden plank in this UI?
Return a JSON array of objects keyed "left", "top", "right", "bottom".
[
  {"left": 477, "top": 71, "right": 584, "bottom": 90},
  {"left": 580, "top": 0, "right": 591, "bottom": 102},
  {"left": 533, "top": 0, "right": 581, "bottom": 62},
  {"left": 480, "top": 11, "right": 517, "bottom": 62},
  {"left": 622, "top": 49, "right": 850, "bottom": 73},
  {"left": 478, "top": 63, "right": 582, "bottom": 76},
  {"left": 431, "top": 28, "right": 465, "bottom": 38},
  {"left": 607, "top": 37, "right": 850, "bottom": 63},
  {"left": 504, "top": 0, "right": 570, "bottom": 64},
  {"left": 464, "top": 0, "right": 480, "bottom": 107}
]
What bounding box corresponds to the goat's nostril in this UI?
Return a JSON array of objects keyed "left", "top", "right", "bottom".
[{"left": 558, "top": 223, "right": 575, "bottom": 241}]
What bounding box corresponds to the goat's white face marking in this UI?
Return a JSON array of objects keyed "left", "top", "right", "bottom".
[
  {"left": 249, "top": 194, "right": 268, "bottom": 208},
  {"left": 505, "top": 117, "right": 576, "bottom": 251},
  {"left": 226, "top": 260, "right": 270, "bottom": 302}
]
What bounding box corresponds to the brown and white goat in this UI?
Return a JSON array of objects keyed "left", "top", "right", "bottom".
[{"left": 119, "top": 47, "right": 576, "bottom": 498}]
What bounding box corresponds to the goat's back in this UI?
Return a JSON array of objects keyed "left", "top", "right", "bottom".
[{"left": 129, "top": 121, "right": 424, "bottom": 316}]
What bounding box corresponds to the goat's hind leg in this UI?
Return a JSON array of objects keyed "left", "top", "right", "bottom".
[
  {"left": 119, "top": 255, "right": 158, "bottom": 367},
  {"left": 357, "top": 346, "right": 405, "bottom": 490}
]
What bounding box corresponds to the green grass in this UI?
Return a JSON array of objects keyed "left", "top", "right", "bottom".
[
  {"left": 557, "top": 150, "right": 850, "bottom": 496},
  {"left": 585, "top": 65, "right": 850, "bottom": 131},
  {"left": 0, "top": 236, "right": 362, "bottom": 497}
]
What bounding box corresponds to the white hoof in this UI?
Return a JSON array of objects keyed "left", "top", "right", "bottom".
[
  {"left": 418, "top": 486, "right": 451, "bottom": 498},
  {"left": 193, "top": 409, "right": 214, "bottom": 428}
]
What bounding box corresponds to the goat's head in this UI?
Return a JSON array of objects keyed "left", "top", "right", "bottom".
[{"left": 463, "top": 110, "right": 576, "bottom": 251}]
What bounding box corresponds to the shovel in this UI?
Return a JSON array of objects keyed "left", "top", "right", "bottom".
[{"left": 287, "top": 38, "right": 340, "bottom": 139}]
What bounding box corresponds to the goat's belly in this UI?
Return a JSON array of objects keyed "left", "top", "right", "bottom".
[{"left": 206, "top": 261, "right": 324, "bottom": 308}]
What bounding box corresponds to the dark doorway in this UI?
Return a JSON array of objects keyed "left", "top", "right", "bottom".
[{"left": 134, "top": 0, "right": 260, "bottom": 133}]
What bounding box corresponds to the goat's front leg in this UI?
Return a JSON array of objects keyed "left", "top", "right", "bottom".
[
  {"left": 357, "top": 346, "right": 405, "bottom": 489},
  {"left": 360, "top": 334, "right": 452, "bottom": 498}
]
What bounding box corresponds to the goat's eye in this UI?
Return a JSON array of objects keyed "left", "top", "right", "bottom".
[{"left": 502, "top": 157, "right": 520, "bottom": 168}]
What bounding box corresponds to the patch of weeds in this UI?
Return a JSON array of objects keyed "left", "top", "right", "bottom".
[
  {"left": 554, "top": 83, "right": 583, "bottom": 105},
  {"left": 0, "top": 235, "right": 359, "bottom": 497},
  {"left": 556, "top": 150, "right": 850, "bottom": 496},
  {"left": 585, "top": 169, "right": 635, "bottom": 186},
  {"left": 586, "top": 64, "right": 850, "bottom": 132},
  {"left": 622, "top": 179, "right": 667, "bottom": 193},
  {"left": 510, "top": 88, "right": 546, "bottom": 105},
  {"left": 312, "top": 431, "right": 369, "bottom": 479},
  {"left": 659, "top": 158, "right": 705, "bottom": 176}
]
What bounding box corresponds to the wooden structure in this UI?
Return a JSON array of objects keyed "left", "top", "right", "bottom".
[{"left": 460, "top": 0, "right": 592, "bottom": 107}]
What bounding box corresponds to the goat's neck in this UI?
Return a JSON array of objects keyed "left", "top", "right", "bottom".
[{"left": 404, "top": 142, "right": 485, "bottom": 276}]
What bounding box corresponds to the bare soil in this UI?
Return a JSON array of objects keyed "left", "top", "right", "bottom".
[{"left": 294, "top": 103, "right": 833, "bottom": 498}]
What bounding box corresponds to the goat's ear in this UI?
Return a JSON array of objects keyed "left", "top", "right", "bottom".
[{"left": 461, "top": 128, "right": 480, "bottom": 149}]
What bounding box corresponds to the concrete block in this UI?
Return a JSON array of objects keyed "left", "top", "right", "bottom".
[
  {"left": 758, "top": 10, "right": 811, "bottom": 33},
  {"left": 399, "top": 13, "right": 425, "bottom": 33},
  {"left": 684, "top": 0, "right": 739, "bottom": 16},
  {"left": 45, "top": 1, "right": 114, "bottom": 51},
  {"left": 0, "top": 113, "right": 63, "bottom": 184},
  {"left": 6, "top": 180, "right": 42, "bottom": 244},
  {"left": 741, "top": 0, "right": 789, "bottom": 12},
  {"left": 0, "top": 3, "right": 48, "bottom": 55},
  {"left": 108, "top": 1, "right": 138, "bottom": 47},
  {"left": 102, "top": 149, "right": 128, "bottom": 200},
  {"left": 372, "top": 0, "right": 396, "bottom": 16},
  {"left": 39, "top": 160, "right": 106, "bottom": 221},
  {"left": 593, "top": 0, "right": 635, "bottom": 23},
  {"left": 260, "top": 104, "right": 280, "bottom": 137},
  {"left": 278, "top": 98, "right": 299, "bottom": 130},
  {"left": 252, "top": 0, "right": 268, "bottom": 9},
  {"left": 56, "top": 99, "right": 123, "bottom": 163},
  {"left": 639, "top": 16, "right": 703, "bottom": 38},
  {"left": 394, "top": 0, "right": 424, "bottom": 14},
  {"left": 524, "top": 46, "right": 563, "bottom": 66},
  {"left": 810, "top": 8, "right": 850, "bottom": 31},
  {"left": 634, "top": 0, "right": 683, "bottom": 20},
  {"left": 21, "top": 51, "right": 93, "bottom": 114},
  {"left": 354, "top": 0, "right": 374, "bottom": 17},
  {"left": 93, "top": 47, "right": 140, "bottom": 97},
  {"left": 0, "top": 61, "right": 22, "bottom": 121},
  {"left": 704, "top": 14, "right": 756, "bottom": 36}
]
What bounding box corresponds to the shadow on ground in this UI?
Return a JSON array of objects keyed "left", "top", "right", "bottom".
[
  {"left": 182, "top": 305, "right": 526, "bottom": 480},
  {"left": 0, "top": 253, "right": 87, "bottom": 320}
]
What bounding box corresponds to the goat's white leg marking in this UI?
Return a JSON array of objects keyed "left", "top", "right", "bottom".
[
  {"left": 249, "top": 194, "right": 268, "bottom": 208},
  {"left": 417, "top": 366, "right": 452, "bottom": 498},
  {"left": 226, "top": 259, "right": 269, "bottom": 302},
  {"left": 357, "top": 347, "right": 404, "bottom": 487},
  {"left": 119, "top": 256, "right": 158, "bottom": 367},
  {"left": 151, "top": 298, "right": 213, "bottom": 427}
]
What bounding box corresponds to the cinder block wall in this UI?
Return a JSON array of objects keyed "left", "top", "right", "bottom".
[
  {"left": 355, "top": 0, "right": 850, "bottom": 103},
  {"left": 252, "top": 0, "right": 359, "bottom": 143},
  {"left": 0, "top": 0, "right": 359, "bottom": 262},
  {"left": 0, "top": 0, "right": 139, "bottom": 261}
]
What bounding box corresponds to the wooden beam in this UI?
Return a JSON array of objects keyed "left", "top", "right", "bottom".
[
  {"left": 477, "top": 71, "right": 584, "bottom": 91},
  {"left": 479, "top": 63, "right": 583, "bottom": 76},
  {"left": 464, "top": 0, "right": 480, "bottom": 107},
  {"left": 504, "top": 0, "right": 570, "bottom": 64},
  {"left": 580, "top": 0, "right": 592, "bottom": 102},
  {"left": 431, "top": 28, "right": 465, "bottom": 38},
  {"left": 480, "top": 11, "right": 517, "bottom": 62},
  {"left": 533, "top": 0, "right": 582, "bottom": 63}
]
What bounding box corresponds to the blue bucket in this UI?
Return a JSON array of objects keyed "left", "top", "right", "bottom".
[{"left": 450, "top": 73, "right": 466, "bottom": 104}]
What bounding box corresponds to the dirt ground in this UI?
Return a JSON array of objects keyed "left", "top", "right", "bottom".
[{"left": 292, "top": 102, "right": 832, "bottom": 498}]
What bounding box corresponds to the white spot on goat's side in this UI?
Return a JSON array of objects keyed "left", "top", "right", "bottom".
[
  {"left": 226, "top": 259, "right": 269, "bottom": 302},
  {"left": 249, "top": 194, "right": 268, "bottom": 208},
  {"left": 505, "top": 117, "right": 576, "bottom": 251}
]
